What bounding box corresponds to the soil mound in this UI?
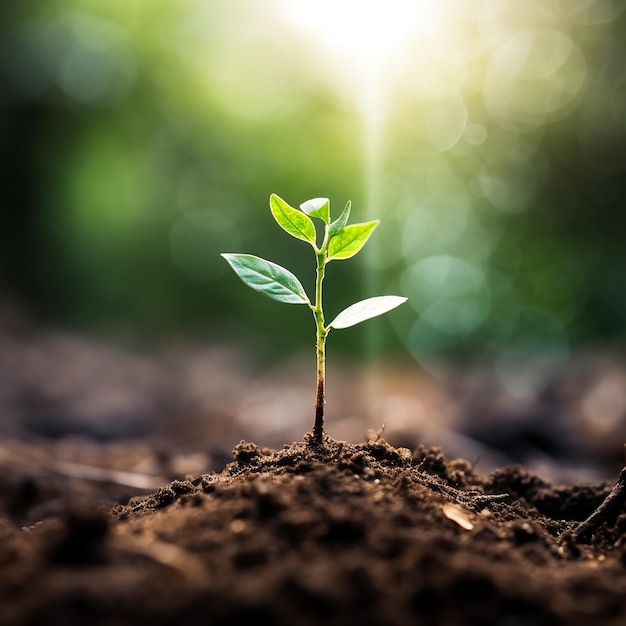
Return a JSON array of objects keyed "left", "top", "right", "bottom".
[{"left": 2, "top": 438, "right": 625, "bottom": 626}]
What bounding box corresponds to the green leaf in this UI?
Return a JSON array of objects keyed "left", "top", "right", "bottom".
[
  {"left": 300, "top": 198, "right": 330, "bottom": 223},
  {"left": 327, "top": 220, "right": 379, "bottom": 261},
  {"left": 329, "top": 200, "right": 351, "bottom": 236},
  {"left": 329, "top": 296, "right": 408, "bottom": 329},
  {"left": 269, "top": 194, "right": 316, "bottom": 245},
  {"left": 221, "top": 253, "right": 310, "bottom": 305}
]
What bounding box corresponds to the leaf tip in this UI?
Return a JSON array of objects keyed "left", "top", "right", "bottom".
[{"left": 268, "top": 193, "right": 283, "bottom": 209}]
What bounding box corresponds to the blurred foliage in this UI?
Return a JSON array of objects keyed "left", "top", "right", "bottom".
[{"left": 1, "top": 0, "right": 626, "bottom": 377}]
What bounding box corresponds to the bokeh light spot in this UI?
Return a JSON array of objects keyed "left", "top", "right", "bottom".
[
  {"left": 391, "top": 93, "right": 468, "bottom": 155},
  {"left": 50, "top": 13, "right": 136, "bottom": 105},
  {"left": 484, "top": 29, "right": 587, "bottom": 130},
  {"left": 560, "top": 0, "right": 625, "bottom": 25},
  {"left": 408, "top": 255, "right": 486, "bottom": 300},
  {"left": 463, "top": 123, "right": 488, "bottom": 146},
  {"left": 402, "top": 191, "right": 471, "bottom": 261},
  {"left": 479, "top": 145, "right": 544, "bottom": 213},
  {"left": 420, "top": 295, "right": 490, "bottom": 336}
]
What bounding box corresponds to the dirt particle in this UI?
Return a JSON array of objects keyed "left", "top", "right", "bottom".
[
  {"left": 229, "top": 519, "right": 246, "bottom": 534},
  {"left": 442, "top": 503, "right": 474, "bottom": 531},
  {"left": 232, "top": 440, "right": 262, "bottom": 464}
]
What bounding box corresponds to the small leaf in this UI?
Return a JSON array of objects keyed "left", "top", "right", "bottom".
[
  {"left": 300, "top": 198, "right": 330, "bottom": 223},
  {"left": 327, "top": 220, "right": 379, "bottom": 260},
  {"left": 329, "top": 200, "right": 351, "bottom": 236},
  {"left": 270, "top": 194, "right": 316, "bottom": 245},
  {"left": 221, "top": 253, "right": 310, "bottom": 305},
  {"left": 329, "top": 295, "right": 407, "bottom": 329}
]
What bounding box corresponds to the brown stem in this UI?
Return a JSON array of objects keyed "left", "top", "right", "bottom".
[
  {"left": 313, "top": 376, "right": 324, "bottom": 444},
  {"left": 312, "top": 324, "right": 326, "bottom": 444}
]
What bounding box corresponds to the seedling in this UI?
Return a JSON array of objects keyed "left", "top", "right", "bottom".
[{"left": 221, "top": 194, "right": 407, "bottom": 445}]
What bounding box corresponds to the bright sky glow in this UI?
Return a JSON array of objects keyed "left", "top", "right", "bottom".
[{"left": 279, "top": 0, "right": 427, "bottom": 71}]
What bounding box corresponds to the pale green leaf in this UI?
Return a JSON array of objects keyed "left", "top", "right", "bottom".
[
  {"left": 329, "top": 296, "right": 408, "bottom": 329},
  {"left": 300, "top": 198, "right": 330, "bottom": 223},
  {"left": 329, "top": 201, "right": 351, "bottom": 236},
  {"left": 327, "top": 220, "right": 379, "bottom": 260},
  {"left": 221, "top": 253, "right": 310, "bottom": 305},
  {"left": 269, "top": 194, "right": 316, "bottom": 245}
]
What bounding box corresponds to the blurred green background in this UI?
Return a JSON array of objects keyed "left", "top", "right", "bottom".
[{"left": 1, "top": 0, "right": 625, "bottom": 376}]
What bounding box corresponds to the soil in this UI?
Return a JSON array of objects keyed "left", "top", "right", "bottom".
[
  {"left": 2, "top": 314, "right": 626, "bottom": 625},
  {"left": 2, "top": 435, "right": 626, "bottom": 626}
]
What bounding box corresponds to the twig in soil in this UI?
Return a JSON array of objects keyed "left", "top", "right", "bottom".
[
  {"left": 414, "top": 468, "right": 509, "bottom": 512},
  {"left": 574, "top": 465, "right": 626, "bottom": 543},
  {"left": 47, "top": 461, "right": 166, "bottom": 491}
]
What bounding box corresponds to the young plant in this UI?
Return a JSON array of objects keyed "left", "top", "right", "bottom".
[{"left": 221, "top": 194, "right": 407, "bottom": 445}]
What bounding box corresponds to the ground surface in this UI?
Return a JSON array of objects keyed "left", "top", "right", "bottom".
[
  {"left": 2, "top": 315, "right": 626, "bottom": 624},
  {"left": 1, "top": 436, "right": 626, "bottom": 626}
]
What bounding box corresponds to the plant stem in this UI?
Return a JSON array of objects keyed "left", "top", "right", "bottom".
[
  {"left": 313, "top": 323, "right": 326, "bottom": 444},
  {"left": 312, "top": 244, "right": 328, "bottom": 444}
]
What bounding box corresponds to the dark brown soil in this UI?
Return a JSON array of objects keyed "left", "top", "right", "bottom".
[{"left": 2, "top": 436, "right": 626, "bottom": 626}]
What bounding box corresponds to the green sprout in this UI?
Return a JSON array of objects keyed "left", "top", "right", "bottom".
[{"left": 221, "top": 194, "right": 407, "bottom": 445}]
